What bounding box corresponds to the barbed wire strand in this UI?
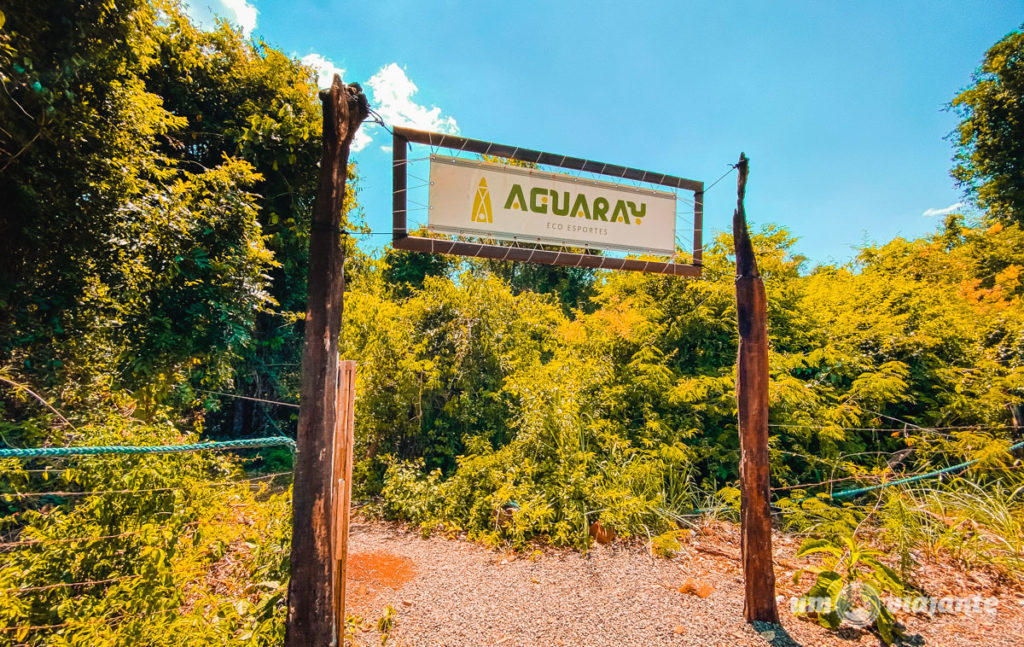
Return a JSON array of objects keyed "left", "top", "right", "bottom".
[
  {"left": 3, "top": 471, "right": 293, "bottom": 499},
  {"left": 0, "top": 605, "right": 185, "bottom": 634},
  {"left": 2, "top": 529, "right": 161, "bottom": 551},
  {"left": 768, "top": 423, "right": 1018, "bottom": 432},
  {"left": 188, "top": 388, "right": 300, "bottom": 409},
  {"left": 3, "top": 574, "right": 142, "bottom": 594}
]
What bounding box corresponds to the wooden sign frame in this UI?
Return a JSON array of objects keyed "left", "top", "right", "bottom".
[{"left": 391, "top": 127, "right": 704, "bottom": 277}]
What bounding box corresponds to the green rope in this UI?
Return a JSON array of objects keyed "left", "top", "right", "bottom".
[
  {"left": 0, "top": 436, "right": 295, "bottom": 459},
  {"left": 679, "top": 439, "right": 1024, "bottom": 514},
  {"left": 830, "top": 439, "right": 1024, "bottom": 500}
]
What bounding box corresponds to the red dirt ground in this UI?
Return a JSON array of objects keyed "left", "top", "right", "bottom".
[{"left": 345, "top": 550, "right": 417, "bottom": 618}]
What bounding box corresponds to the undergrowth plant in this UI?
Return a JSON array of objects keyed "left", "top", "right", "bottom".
[
  {"left": 0, "top": 411, "right": 293, "bottom": 645},
  {"left": 775, "top": 492, "right": 864, "bottom": 540},
  {"left": 377, "top": 605, "right": 397, "bottom": 646},
  {"left": 879, "top": 488, "right": 922, "bottom": 583},
  {"left": 881, "top": 477, "right": 1024, "bottom": 578},
  {"left": 380, "top": 441, "right": 698, "bottom": 550},
  {"left": 793, "top": 533, "right": 907, "bottom": 645},
  {"left": 786, "top": 431, "right": 1024, "bottom": 644}
]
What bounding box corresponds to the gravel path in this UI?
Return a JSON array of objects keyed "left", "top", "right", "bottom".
[{"left": 344, "top": 521, "right": 1024, "bottom": 647}]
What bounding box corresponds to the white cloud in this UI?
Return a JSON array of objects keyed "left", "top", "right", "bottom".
[
  {"left": 349, "top": 63, "right": 458, "bottom": 153},
  {"left": 183, "top": 0, "right": 258, "bottom": 36},
  {"left": 922, "top": 202, "right": 965, "bottom": 217},
  {"left": 222, "top": 0, "right": 257, "bottom": 34},
  {"left": 351, "top": 128, "right": 372, "bottom": 153},
  {"left": 367, "top": 63, "right": 459, "bottom": 135},
  {"left": 300, "top": 53, "right": 346, "bottom": 90}
]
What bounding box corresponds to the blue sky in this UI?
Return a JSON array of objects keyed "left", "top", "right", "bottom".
[{"left": 184, "top": 1, "right": 1022, "bottom": 267}]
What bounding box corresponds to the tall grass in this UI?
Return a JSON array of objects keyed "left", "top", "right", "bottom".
[{"left": 880, "top": 476, "right": 1024, "bottom": 578}]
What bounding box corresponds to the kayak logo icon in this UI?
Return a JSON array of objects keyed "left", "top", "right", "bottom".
[{"left": 471, "top": 177, "right": 493, "bottom": 223}]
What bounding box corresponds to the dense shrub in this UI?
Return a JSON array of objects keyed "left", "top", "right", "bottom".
[
  {"left": 363, "top": 221, "right": 1024, "bottom": 549},
  {"left": 0, "top": 410, "right": 292, "bottom": 645}
]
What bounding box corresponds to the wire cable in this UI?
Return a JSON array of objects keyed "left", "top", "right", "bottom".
[
  {"left": 189, "top": 388, "right": 300, "bottom": 409},
  {"left": 2, "top": 472, "right": 293, "bottom": 499},
  {"left": 0, "top": 437, "right": 295, "bottom": 459},
  {"left": 3, "top": 575, "right": 142, "bottom": 594}
]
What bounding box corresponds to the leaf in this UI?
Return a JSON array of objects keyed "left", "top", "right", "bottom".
[
  {"left": 806, "top": 570, "right": 841, "bottom": 599},
  {"left": 825, "top": 573, "right": 846, "bottom": 604},
  {"left": 877, "top": 617, "right": 894, "bottom": 645},
  {"left": 842, "top": 534, "right": 859, "bottom": 565},
  {"left": 818, "top": 610, "right": 841, "bottom": 630},
  {"left": 796, "top": 537, "right": 844, "bottom": 559},
  {"left": 868, "top": 561, "right": 904, "bottom": 595}
]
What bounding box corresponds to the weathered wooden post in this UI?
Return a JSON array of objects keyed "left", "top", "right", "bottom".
[
  {"left": 332, "top": 360, "right": 357, "bottom": 641},
  {"left": 733, "top": 153, "right": 779, "bottom": 624},
  {"left": 286, "top": 76, "right": 367, "bottom": 647}
]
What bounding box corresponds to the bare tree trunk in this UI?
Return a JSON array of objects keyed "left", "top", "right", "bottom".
[
  {"left": 1009, "top": 403, "right": 1024, "bottom": 458},
  {"left": 285, "top": 76, "right": 367, "bottom": 647},
  {"left": 241, "top": 397, "right": 254, "bottom": 437},
  {"left": 733, "top": 153, "right": 779, "bottom": 624},
  {"left": 1008, "top": 403, "right": 1023, "bottom": 433}
]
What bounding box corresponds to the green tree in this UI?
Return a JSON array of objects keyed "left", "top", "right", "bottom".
[
  {"left": 341, "top": 269, "right": 564, "bottom": 492},
  {"left": 142, "top": 9, "right": 365, "bottom": 436},
  {"left": 382, "top": 228, "right": 459, "bottom": 298},
  {"left": 469, "top": 253, "right": 598, "bottom": 314},
  {"left": 0, "top": 0, "right": 275, "bottom": 416},
  {"left": 952, "top": 27, "right": 1024, "bottom": 225},
  {"left": 0, "top": 2, "right": 364, "bottom": 440}
]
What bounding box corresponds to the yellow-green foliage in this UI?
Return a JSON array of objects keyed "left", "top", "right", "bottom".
[
  {"left": 363, "top": 219, "right": 1024, "bottom": 549},
  {"left": 0, "top": 412, "right": 292, "bottom": 645},
  {"left": 651, "top": 529, "right": 691, "bottom": 558}
]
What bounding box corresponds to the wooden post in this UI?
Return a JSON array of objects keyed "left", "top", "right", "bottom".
[
  {"left": 285, "top": 77, "right": 367, "bottom": 647},
  {"left": 733, "top": 153, "right": 779, "bottom": 624},
  {"left": 332, "top": 361, "right": 357, "bottom": 642}
]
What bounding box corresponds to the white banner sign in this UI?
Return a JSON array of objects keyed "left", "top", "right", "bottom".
[{"left": 427, "top": 156, "right": 677, "bottom": 255}]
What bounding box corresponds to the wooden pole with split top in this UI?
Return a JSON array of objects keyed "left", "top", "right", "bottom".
[
  {"left": 732, "top": 153, "right": 779, "bottom": 624},
  {"left": 285, "top": 76, "right": 367, "bottom": 647}
]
